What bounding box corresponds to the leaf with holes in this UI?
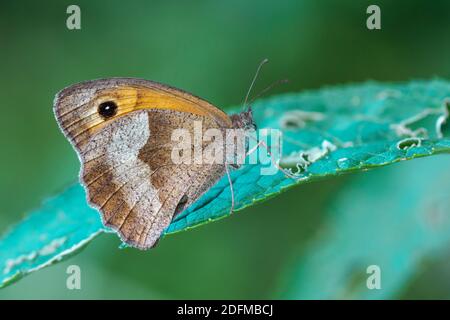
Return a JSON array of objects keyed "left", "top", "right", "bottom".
[{"left": 1, "top": 79, "right": 449, "bottom": 288}]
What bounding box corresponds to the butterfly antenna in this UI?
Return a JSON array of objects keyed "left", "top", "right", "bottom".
[
  {"left": 248, "top": 79, "right": 289, "bottom": 105},
  {"left": 243, "top": 58, "right": 269, "bottom": 109}
]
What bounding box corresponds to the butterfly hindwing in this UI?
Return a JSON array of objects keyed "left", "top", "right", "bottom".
[{"left": 70, "top": 111, "right": 225, "bottom": 249}]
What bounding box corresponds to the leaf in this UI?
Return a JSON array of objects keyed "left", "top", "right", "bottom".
[
  {"left": 0, "top": 185, "right": 105, "bottom": 288},
  {"left": 280, "top": 155, "right": 450, "bottom": 299},
  {"left": 169, "top": 80, "right": 450, "bottom": 232},
  {"left": 1, "top": 80, "right": 449, "bottom": 288}
]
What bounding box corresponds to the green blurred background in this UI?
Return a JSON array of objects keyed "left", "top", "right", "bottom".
[{"left": 0, "top": 0, "right": 449, "bottom": 299}]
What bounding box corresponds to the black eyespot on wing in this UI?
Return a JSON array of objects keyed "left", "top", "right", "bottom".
[{"left": 98, "top": 101, "right": 118, "bottom": 119}]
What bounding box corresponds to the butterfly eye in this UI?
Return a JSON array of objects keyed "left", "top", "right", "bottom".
[{"left": 98, "top": 101, "right": 118, "bottom": 119}]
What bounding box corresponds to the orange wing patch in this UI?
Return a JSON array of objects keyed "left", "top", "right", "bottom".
[{"left": 55, "top": 79, "right": 233, "bottom": 148}]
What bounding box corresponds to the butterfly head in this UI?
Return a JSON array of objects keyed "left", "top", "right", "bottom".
[{"left": 230, "top": 106, "right": 256, "bottom": 130}]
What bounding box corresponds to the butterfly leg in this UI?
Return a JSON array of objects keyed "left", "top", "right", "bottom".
[
  {"left": 244, "top": 139, "right": 263, "bottom": 160},
  {"left": 247, "top": 134, "right": 298, "bottom": 179}
]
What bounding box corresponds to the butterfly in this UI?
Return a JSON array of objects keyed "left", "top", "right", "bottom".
[{"left": 53, "top": 77, "right": 255, "bottom": 249}]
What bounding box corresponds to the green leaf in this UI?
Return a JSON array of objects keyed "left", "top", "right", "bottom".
[
  {"left": 0, "top": 185, "right": 105, "bottom": 288},
  {"left": 280, "top": 155, "right": 450, "bottom": 299},
  {"left": 1, "top": 79, "right": 449, "bottom": 288}
]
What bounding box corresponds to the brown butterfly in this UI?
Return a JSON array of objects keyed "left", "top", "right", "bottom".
[{"left": 53, "top": 77, "right": 255, "bottom": 249}]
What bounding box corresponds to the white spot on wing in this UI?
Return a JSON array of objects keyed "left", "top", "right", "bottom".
[{"left": 104, "top": 111, "right": 160, "bottom": 210}]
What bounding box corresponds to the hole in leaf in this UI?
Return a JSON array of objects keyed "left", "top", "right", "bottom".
[
  {"left": 284, "top": 119, "right": 303, "bottom": 129},
  {"left": 437, "top": 99, "right": 450, "bottom": 138},
  {"left": 397, "top": 137, "right": 422, "bottom": 150},
  {"left": 279, "top": 110, "right": 325, "bottom": 130}
]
